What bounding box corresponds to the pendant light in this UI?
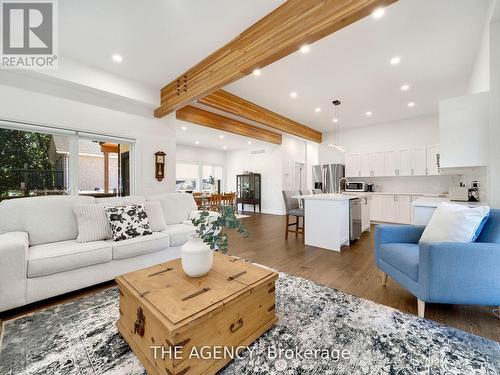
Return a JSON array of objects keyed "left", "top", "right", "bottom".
[{"left": 330, "top": 100, "right": 345, "bottom": 152}]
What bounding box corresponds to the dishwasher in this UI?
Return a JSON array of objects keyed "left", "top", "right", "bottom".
[{"left": 349, "top": 198, "right": 362, "bottom": 242}]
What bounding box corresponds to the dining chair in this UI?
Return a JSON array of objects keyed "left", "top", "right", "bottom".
[{"left": 282, "top": 190, "right": 304, "bottom": 239}]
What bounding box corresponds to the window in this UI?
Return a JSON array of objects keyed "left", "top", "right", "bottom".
[
  {"left": 176, "top": 162, "right": 224, "bottom": 192},
  {"left": 176, "top": 163, "right": 199, "bottom": 192},
  {"left": 0, "top": 128, "right": 72, "bottom": 200},
  {"left": 78, "top": 138, "right": 132, "bottom": 197},
  {"left": 0, "top": 120, "right": 135, "bottom": 200}
]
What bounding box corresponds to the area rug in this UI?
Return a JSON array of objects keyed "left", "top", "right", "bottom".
[{"left": 1, "top": 273, "right": 499, "bottom": 375}]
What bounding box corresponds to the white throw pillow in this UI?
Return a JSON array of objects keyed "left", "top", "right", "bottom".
[
  {"left": 144, "top": 201, "right": 167, "bottom": 232},
  {"left": 74, "top": 203, "right": 112, "bottom": 242},
  {"left": 419, "top": 202, "right": 490, "bottom": 243}
]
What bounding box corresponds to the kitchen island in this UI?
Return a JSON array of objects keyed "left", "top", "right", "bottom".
[{"left": 298, "top": 194, "right": 352, "bottom": 252}]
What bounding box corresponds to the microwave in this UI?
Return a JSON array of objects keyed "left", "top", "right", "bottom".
[{"left": 345, "top": 181, "right": 367, "bottom": 192}]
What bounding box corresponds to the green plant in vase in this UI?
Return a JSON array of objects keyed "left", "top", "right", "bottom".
[{"left": 191, "top": 205, "right": 248, "bottom": 253}]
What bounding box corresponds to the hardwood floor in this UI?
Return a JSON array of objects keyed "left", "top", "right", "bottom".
[{"left": 1, "top": 213, "right": 498, "bottom": 343}]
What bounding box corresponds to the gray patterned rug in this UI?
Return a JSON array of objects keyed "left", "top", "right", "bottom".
[{"left": 1, "top": 272, "right": 499, "bottom": 375}]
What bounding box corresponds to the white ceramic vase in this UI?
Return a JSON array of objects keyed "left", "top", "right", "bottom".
[{"left": 181, "top": 236, "right": 213, "bottom": 277}]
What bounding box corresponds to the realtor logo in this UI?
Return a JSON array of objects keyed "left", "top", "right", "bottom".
[{"left": 1, "top": 0, "right": 58, "bottom": 68}]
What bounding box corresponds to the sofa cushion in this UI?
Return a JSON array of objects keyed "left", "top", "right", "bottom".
[
  {"left": 419, "top": 202, "right": 490, "bottom": 244},
  {"left": 111, "top": 232, "right": 170, "bottom": 260},
  {"left": 378, "top": 243, "right": 419, "bottom": 281},
  {"left": 0, "top": 196, "right": 96, "bottom": 246},
  {"left": 145, "top": 201, "right": 167, "bottom": 232},
  {"left": 147, "top": 193, "right": 197, "bottom": 225},
  {"left": 95, "top": 196, "right": 146, "bottom": 205},
  {"left": 74, "top": 203, "right": 112, "bottom": 242},
  {"left": 28, "top": 240, "right": 112, "bottom": 277},
  {"left": 105, "top": 204, "right": 153, "bottom": 241},
  {"left": 162, "top": 224, "right": 196, "bottom": 247}
]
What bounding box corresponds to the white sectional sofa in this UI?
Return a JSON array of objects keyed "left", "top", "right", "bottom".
[{"left": 0, "top": 193, "right": 198, "bottom": 312}]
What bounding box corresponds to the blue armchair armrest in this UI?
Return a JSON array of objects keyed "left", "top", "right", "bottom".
[
  {"left": 419, "top": 242, "right": 500, "bottom": 305},
  {"left": 374, "top": 225, "right": 425, "bottom": 257}
]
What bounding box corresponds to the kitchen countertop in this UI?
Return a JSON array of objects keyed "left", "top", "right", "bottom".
[
  {"left": 293, "top": 193, "right": 351, "bottom": 201},
  {"left": 343, "top": 192, "right": 448, "bottom": 197},
  {"left": 411, "top": 197, "right": 485, "bottom": 207}
]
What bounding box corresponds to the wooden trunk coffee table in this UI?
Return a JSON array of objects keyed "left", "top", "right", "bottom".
[{"left": 116, "top": 252, "right": 278, "bottom": 375}]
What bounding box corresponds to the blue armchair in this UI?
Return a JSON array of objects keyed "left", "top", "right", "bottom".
[{"left": 374, "top": 209, "right": 500, "bottom": 318}]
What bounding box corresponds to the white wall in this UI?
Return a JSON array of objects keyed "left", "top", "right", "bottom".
[
  {"left": 467, "top": 0, "right": 497, "bottom": 94},
  {"left": 176, "top": 144, "right": 226, "bottom": 166},
  {"left": 489, "top": 18, "right": 500, "bottom": 208},
  {"left": 226, "top": 144, "right": 284, "bottom": 215},
  {"left": 281, "top": 136, "right": 307, "bottom": 191},
  {"left": 0, "top": 83, "right": 178, "bottom": 196}
]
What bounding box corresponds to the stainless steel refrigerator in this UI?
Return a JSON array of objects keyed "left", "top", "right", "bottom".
[{"left": 312, "top": 164, "right": 345, "bottom": 193}]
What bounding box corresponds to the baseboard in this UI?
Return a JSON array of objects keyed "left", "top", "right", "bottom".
[{"left": 261, "top": 209, "right": 285, "bottom": 216}]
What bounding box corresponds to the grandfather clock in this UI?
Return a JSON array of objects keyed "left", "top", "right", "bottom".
[{"left": 155, "top": 151, "right": 166, "bottom": 181}]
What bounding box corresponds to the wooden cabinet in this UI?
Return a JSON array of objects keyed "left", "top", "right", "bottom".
[
  {"left": 360, "top": 152, "right": 373, "bottom": 177},
  {"left": 236, "top": 173, "right": 261, "bottom": 212},
  {"left": 370, "top": 194, "right": 412, "bottom": 224},
  {"left": 370, "top": 195, "right": 384, "bottom": 222},
  {"left": 344, "top": 144, "right": 440, "bottom": 178},
  {"left": 372, "top": 152, "right": 385, "bottom": 176},
  {"left": 426, "top": 144, "right": 440, "bottom": 175},
  {"left": 411, "top": 147, "right": 427, "bottom": 176},
  {"left": 396, "top": 195, "right": 412, "bottom": 224},
  {"left": 361, "top": 196, "right": 371, "bottom": 232},
  {"left": 345, "top": 153, "right": 361, "bottom": 177},
  {"left": 384, "top": 150, "right": 398, "bottom": 176},
  {"left": 398, "top": 149, "right": 412, "bottom": 176}
]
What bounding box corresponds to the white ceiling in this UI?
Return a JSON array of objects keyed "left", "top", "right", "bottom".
[
  {"left": 175, "top": 120, "right": 273, "bottom": 152},
  {"left": 226, "top": 0, "right": 491, "bottom": 131},
  {"left": 59, "top": 0, "right": 285, "bottom": 89}
]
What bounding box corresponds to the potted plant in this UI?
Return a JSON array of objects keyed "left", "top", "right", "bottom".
[{"left": 181, "top": 205, "right": 248, "bottom": 277}]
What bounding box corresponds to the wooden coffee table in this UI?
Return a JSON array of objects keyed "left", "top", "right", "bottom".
[{"left": 116, "top": 252, "right": 278, "bottom": 375}]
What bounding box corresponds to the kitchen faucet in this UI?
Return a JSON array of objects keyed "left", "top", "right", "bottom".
[{"left": 338, "top": 177, "right": 349, "bottom": 193}]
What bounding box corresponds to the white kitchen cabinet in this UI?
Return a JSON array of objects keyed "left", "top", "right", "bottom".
[
  {"left": 411, "top": 147, "right": 427, "bottom": 176},
  {"left": 370, "top": 195, "right": 384, "bottom": 222},
  {"left": 361, "top": 196, "right": 371, "bottom": 232},
  {"left": 396, "top": 195, "right": 412, "bottom": 224},
  {"left": 372, "top": 152, "right": 385, "bottom": 176},
  {"left": 384, "top": 150, "right": 398, "bottom": 177},
  {"left": 360, "top": 153, "right": 373, "bottom": 177},
  {"left": 345, "top": 153, "right": 361, "bottom": 177},
  {"left": 426, "top": 144, "right": 440, "bottom": 175},
  {"left": 398, "top": 149, "right": 412, "bottom": 176},
  {"left": 382, "top": 195, "right": 397, "bottom": 222}
]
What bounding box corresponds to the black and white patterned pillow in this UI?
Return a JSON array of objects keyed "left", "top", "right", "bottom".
[{"left": 105, "top": 204, "right": 153, "bottom": 241}]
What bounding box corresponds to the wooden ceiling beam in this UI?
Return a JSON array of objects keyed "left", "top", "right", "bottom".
[
  {"left": 198, "top": 89, "right": 322, "bottom": 143},
  {"left": 176, "top": 106, "right": 282, "bottom": 145},
  {"left": 155, "top": 0, "right": 397, "bottom": 118}
]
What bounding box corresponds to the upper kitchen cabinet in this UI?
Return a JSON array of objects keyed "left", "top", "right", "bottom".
[
  {"left": 426, "top": 144, "right": 440, "bottom": 175},
  {"left": 345, "top": 153, "right": 361, "bottom": 177},
  {"left": 384, "top": 150, "right": 398, "bottom": 176},
  {"left": 439, "top": 92, "right": 489, "bottom": 169},
  {"left": 360, "top": 152, "right": 373, "bottom": 177},
  {"left": 411, "top": 147, "right": 427, "bottom": 176},
  {"left": 372, "top": 152, "right": 385, "bottom": 176}
]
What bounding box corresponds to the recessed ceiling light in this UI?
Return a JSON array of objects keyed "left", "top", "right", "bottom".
[
  {"left": 222, "top": 146, "right": 227, "bottom": 149},
  {"left": 366, "top": 111, "right": 373, "bottom": 117},
  {"left": 247, "top": 141, "right": 252, "bottom": 145},
  {"left": 252, "top": 68, "right": 261, "bottom": 76},
  {"left": 195, "top": 141, "right": 200, "bottom": 145},
  {"left": 290, "top": 91, "right": 298, "bottom": 98},
  {"left": 372, "top": 7, "right": 385, "bottom": 19},
  {"left": 181, "top": 126, "right": 187, "bottom": 131},
  {"left": 401, "top": 84, "right": 410, "bottom": 91},
  {"left": 332, "top": 118, "right": 339, "bottom": 123},
  {"left": 390, "top": 56, "right": 401, "bottom": 65},
  {"left": 112, "top": 54, "right": 123, "bottom": 63},
  {"left": 315, "top": 107, "right": 321, "bottom": 113},
  {"left": 300, "top": 45, "right": 310, "bottom": 53},
  {"left": 408, "top": 102, "right": 416, "bottom": 107},
  {"left": 219, "top": 134, "right": 224, "bottom": 139}
]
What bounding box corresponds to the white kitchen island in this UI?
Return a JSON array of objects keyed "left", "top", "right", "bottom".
[{"left": 299, "top": 194, "right": 351, "bottom": 252}]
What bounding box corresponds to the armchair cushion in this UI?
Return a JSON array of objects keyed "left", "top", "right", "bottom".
[
  {"left": 378, "top": 243, "right": 419, "bottom": 281},
  {"left": 374, "top": 224, "right": 425, "bottom": 247}
]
